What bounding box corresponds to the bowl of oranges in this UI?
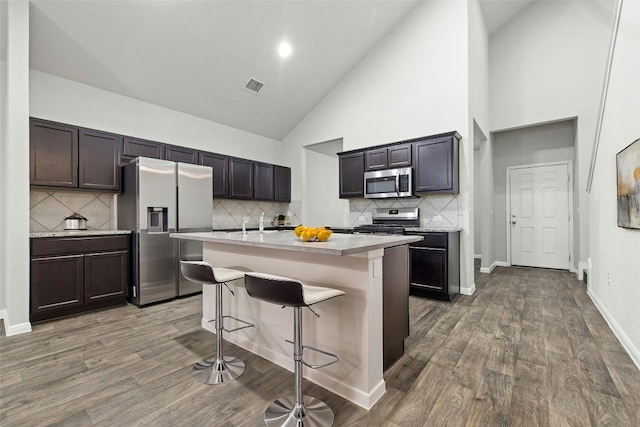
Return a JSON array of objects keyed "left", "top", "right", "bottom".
[{"left": 294, "top": 225, "right": 333, "bottom": 242}]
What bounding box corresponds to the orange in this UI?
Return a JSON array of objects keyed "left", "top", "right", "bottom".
[
  {"left": 317, "top": 230, "right": 332, "bottom": 242},
  {"left": 300, "top": 230, "right": 315, "bottom": 242},
  {"left": 294, "top": 225, "right": 306, "bottom": 237}
]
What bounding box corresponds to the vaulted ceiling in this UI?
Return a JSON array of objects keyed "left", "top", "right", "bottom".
[{"left": 29, "top": 1, "right": 533, "bottom": 141}]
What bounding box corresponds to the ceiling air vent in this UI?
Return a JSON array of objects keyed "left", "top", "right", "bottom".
[{"left": 244, "top": 78, "right": 265, "bottom": 94}]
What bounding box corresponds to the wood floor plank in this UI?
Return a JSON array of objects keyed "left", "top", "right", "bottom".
[
  {"left": 517, "top": 320, "right": 546, "bottom": 367},
  {"left": 451, "top": 330, "right": 495, "bottom": 393},
  {"left": 509, "top": 360, "right": 550, "bottom": 427},
  {"left": 543, "top": 315, "right": 574, "bottom": 356},
  {"left": 486, "top": 323, "right": 520, "bottom": 377},
  {"left": 466, "top": 369, "right": 514, "bottom": 427},
  {"left": 569, "top": 334, "right": 621, "bottom": 398},
  {"left": 425, "top": 381, "right": 474, "bottom": 427},
  {"left": 581, "top": 387, "right": 633, "bottom": 427},
  {"left": 546, "top": 349, "right": 591, "bottom": 426}
]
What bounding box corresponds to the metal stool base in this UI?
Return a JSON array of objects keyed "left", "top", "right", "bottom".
[
  {"left": 191, "top": 356, "right": 245, "bottom": 385},
  {"left": 265, "top": 396, "right": 334, "bottom": 427}
]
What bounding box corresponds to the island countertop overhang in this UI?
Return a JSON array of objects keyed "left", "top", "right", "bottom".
[{"left": 170, "top": 230, "right": 422, "bottom": 256}]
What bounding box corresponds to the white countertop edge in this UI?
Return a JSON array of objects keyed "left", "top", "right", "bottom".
[
  {"left": 171, "top": 231, "right": 422, "bottom": 256},
  {"left": 404, "top": 227, "right": 462, "bottom": 232},
  {"left": 30, "top": 230, "right": 132, "bottom": 238}
]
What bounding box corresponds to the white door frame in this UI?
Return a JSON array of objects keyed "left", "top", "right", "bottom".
[{"left": 506, "top": 161, "right": 574, "bottom": 270}]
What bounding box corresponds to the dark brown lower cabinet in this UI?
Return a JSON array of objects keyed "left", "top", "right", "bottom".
[
  {"left": 407, "top": 231, "right": 460, "bottom": 301},
  {"left": 30, "top": 235, "right": 129, "bottom": 322}
]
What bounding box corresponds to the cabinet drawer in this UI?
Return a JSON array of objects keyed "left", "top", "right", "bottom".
[
  {"left": 32, "top": 235, "right": 129, "bottom": 257},
  {"left": 407, "top": 232, "right": 447, "bottom": 249}
]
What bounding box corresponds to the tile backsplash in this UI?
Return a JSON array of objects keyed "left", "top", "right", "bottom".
[
  {"left": 213, "top": 199, "right": 301, "bottom": 229},
  {"left": 348, "top": 195, "right": 459, "bottom": 228},
  {"left": 30, "top": 191, "right": 115, "bottom": 232}
]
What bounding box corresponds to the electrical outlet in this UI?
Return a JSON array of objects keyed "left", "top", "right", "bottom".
[{"left": 607, "top": 272, "right": 612, "bottom": 287}]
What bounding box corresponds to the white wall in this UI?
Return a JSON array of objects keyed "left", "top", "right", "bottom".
[
  {"left": 474, "top": 146, "right": 481, "bottom": 256},
  {"left": 1, "top": 0, "right": 31, "bottom": 335},
  {"left": 490, "top": 0, "right": 616, "bottom": 267},
  {"left": 478, "top": 133, "right": 496, "bottom": 271},
  {"left": 0, "top": 0, "right": 8, "bottom": 319},
  {"left": 468, "top": 0, "right": 490, "bottom": 282},
  {"left": 588, "top": 0, "right": 640, "bottom": 368},
  {"left": 29, "top": 71, "right": 282, "bottom": 164},
  {"left": 304, "top": 149, "right": 345, "bottom": 226},
  {"left": 281, "top": 0, "right": 474, "bottom": 288},
  {"left": 492, "top": 120, "right": 576, "bottom": 263}
]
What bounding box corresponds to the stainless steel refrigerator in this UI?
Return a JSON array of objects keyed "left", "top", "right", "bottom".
[{"left": 118, "top": 157, "right": 213, "bottom": 306}]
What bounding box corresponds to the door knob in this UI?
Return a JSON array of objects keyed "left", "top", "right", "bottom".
[{"left": 511, "top": 220, "right": 517, "bottom": 225}]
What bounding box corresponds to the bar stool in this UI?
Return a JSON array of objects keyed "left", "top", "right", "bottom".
[
  {"left": 180, "top": 261, "right": 254, "bottom": 385},
  {"left": 244, "top": 272, "right": 345, "bottom": 427}
]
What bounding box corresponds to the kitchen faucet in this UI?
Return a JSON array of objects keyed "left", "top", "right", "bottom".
[{"left": 242, "top": 218, "right": 249, "bottom": 236}]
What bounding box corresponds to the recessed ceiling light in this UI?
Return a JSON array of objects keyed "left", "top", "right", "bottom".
[{"left": 278, "top": 41, "right": 292, "bottom": 58}]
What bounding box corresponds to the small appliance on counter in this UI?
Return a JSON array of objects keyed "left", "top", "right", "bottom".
[{"left": 64, "top": 213, "right": 88, "bottom": 230}]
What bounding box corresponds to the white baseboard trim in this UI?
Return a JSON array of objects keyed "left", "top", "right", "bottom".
[
  {"left": 202, "top": 318, "right": 385, "bottom": 410},
  {"left": 5, "top": 321, "right": 32, "bottom": 336},
  {"left": 0, "top": 309, "right": 6, "bottom": 320},
  {"left": 474, "top": 254, "right": 481, "bottom": 259},
  {"left": 479, "top": 261, "right": 508, "bottom": 274},
  {"left": 587, "top": 290, "right": 640, "bottom": 371},
  {"left": 460, "top": 283, "right": 476, "bottom": 295}
]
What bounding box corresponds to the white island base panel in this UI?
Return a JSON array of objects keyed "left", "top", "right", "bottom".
[{"left": 202, "top": 242, "right": 386, "bottom": 410}]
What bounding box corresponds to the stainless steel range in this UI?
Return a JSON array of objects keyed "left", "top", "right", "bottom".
[{"left": 354, "top": 208, "right": 420, "bottom": 234}]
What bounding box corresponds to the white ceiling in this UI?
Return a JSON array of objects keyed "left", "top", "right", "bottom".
[{"left": 29, "top": 1, "right": 531, "bottom": 141}]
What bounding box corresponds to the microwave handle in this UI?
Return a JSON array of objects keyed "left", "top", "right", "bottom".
[{"left": 395, "top": 174, "right": 400, "bottom": 196}]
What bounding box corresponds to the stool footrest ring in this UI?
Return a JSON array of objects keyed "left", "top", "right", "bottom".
[
  {"left": 222, "top": 314, "right": 255, "bottom": 333},
  {"left": 285, "top": 339, "right": 339, "bottom": 369}
]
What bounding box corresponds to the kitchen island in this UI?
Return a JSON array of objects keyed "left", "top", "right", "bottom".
[{"left": 170, "top": 230, "right": 421, "bottom": 409}]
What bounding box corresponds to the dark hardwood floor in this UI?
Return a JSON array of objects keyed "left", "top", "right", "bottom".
[{"left": 1, "top": 264, "right": 639, "bottom": 426}]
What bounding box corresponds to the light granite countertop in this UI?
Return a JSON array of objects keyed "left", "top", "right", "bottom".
[
  {"left": 170, "top": 230, "right": 422, "bottom": 256},
  {"left": 30, "top": 230, "right": 132, "bottom": 238}
]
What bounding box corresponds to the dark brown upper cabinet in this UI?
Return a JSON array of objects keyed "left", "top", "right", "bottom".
[
  {"left": 30, "top": 118, "right": 121, "bottom": 192},
  {"left": 274, "top": 165, "right": 291, "bottom": 202},
  {"left": 339, "top": 152, "right": 365, "bottom": 198},
  {"left": 254, "top": 162, "right": 274, "bottom": 201},
  {"left": 122, "top": 136, "right": 165, "bottom": 160},
  {"left": 30, "top": 119, "right": 79, "bottom": 188},
  {"left": 365, "top": 148, "right": 388, "bottom": 171},
  {"left": 413, "top": 135, "right": 459, "bottom": 194},
  {"left": 365, "top": 143, "right": 411, "bottom": 171},
  {"left": 79, "top": 128, "right": 122, "bottom": 191},
  {"left": 166, "top": 145, "right": 197, "bottom": 164},
  {"left": 387, "top": 144, "right": 412, "bottom": 168},
  {"left": 199, "top": 151, "right": 229, "bottom": 198},
  {"left": 229, "top": 157, "right": 254, "bottom": 199}
]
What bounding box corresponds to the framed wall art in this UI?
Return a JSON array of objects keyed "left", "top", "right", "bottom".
[{"left": 616, "top": 137, "right": 640, "bottom": 229}]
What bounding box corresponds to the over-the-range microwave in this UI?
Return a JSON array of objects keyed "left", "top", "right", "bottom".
[{"left": 364, "top": 167, "right": 412, "bottom": 198}]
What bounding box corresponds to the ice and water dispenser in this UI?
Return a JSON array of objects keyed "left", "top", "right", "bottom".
[{"left": 147, "top": 207, "right": 168, "bottom": 233}]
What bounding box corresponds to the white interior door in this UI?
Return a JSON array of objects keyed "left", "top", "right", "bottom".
[{"left": 509, "top": 163, "right": 569, "bottom": 269}]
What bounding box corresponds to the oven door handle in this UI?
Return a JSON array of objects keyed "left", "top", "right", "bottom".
[{"left": 395, "top": 174, "right": 400, "bottom": 196}]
